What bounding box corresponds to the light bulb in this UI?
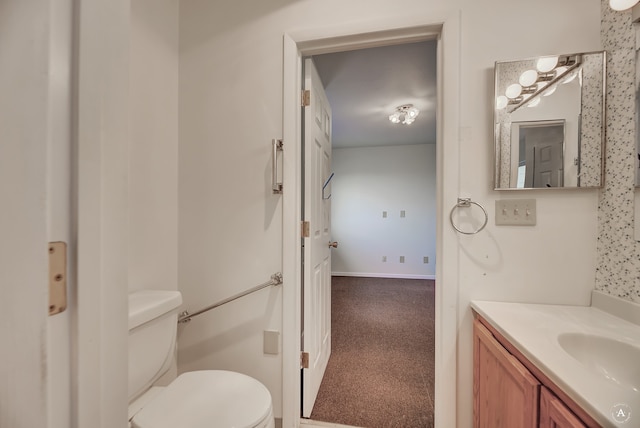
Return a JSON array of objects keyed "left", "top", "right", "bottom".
[
  {"left": 519, "top": 70, "right": 538, "bottom": 87},
  {"left": 562, "top": 70, "right": 578, "bottom": 84},
  {"left": 543, "top": 85, "right": 557, "bottom": 97},
  {"left": 389, "top": 114, "right": 400, "bottom": 123},
  {"left": 610, "top": 0, "right": 640, "bottom": 11},
  {"left": 528, "top": 97, "right": 541, "bottom": 108},
  {"left": 496, "top": 95, "right": 508, "bottom": 109},
  {"left": 505, "top": 83, "right": 523, "bottom": 99},
  {"left": 536, "top": 56, "right": 559, "bottom": 73}
]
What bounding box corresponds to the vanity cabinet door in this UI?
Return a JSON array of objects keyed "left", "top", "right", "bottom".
[
  {"left": 540, "top": 387, "right": 587, "bottom": 428},
  {"left": 474, "top": 319, "right": 540, "bottom": 428}
]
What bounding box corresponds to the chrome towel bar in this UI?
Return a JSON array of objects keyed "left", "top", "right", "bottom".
[{"left": 178, "top": 272, "right": 283, "bottom": 324}]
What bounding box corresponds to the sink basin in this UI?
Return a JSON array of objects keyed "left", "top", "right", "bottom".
[{"left": 557, "top": 333, "right": 640, "bottom": 392}]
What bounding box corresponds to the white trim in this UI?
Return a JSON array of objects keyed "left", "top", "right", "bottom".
[
  {"left": 282, "top": 13, "right": 461, "bottom": 428},
  {"left": 331, "top": 272, "right": 436, "bottom": 280},
  {"left": 74, "top": 1, "right": 130, "bottom": 427},
  {"left": 434, "top": 12, "right": 462, "bottom": 428}
]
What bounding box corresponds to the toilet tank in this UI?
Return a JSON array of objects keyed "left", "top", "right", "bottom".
[{"left": 128, "top": 290, "right": 183, "bottom": 403}]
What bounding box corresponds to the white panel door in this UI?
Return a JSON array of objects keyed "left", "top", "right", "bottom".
[{"left": 302, "top": 58, "right": 333, "bottom": 417}]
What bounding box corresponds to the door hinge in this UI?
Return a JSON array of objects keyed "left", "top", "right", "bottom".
[
  {"left": 301, "top": 352, "right": 310, "bottom": 369},
  {"left": 302, "top": 90, "right": 311, "bottom": 107},
  {"left": 48, "top": 241, "right": 67, "bottom": 316},
  {"left": 301, "top": 221, "right": 310, "bottom": 238}
]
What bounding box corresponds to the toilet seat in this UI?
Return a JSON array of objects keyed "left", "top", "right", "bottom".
[{"left": 131, "top": 370, "right": 273, "bottom": 428}]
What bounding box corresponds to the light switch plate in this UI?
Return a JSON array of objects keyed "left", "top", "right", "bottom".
[{"left": 495, "top": 199, "right": 536, "bottom": 226}]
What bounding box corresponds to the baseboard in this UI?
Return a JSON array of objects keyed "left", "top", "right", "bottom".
[{"left": 331, "top": 272, "right": 436, "bottom": 280}]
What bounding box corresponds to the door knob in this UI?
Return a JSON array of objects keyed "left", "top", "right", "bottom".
[{"left": 328, "top": 241, "right": 338, "bottom": 248}]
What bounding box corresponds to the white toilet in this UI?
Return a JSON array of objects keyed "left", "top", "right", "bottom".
[{"left": 128, "top": 290, "right": 275, "bottom": 428}]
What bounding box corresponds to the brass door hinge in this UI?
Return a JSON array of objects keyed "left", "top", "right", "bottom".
[
  {"left": 301, "top": 221, "right": 310, "bottom": 238},
  {"left": 301, "top": 352, "right": 310, "bottom": 369},
  {"left": 302, "top": 90, "right": 311, "bottom": 107},
  {"left": 48, "top": 242, "right": 67, "bottom": 316}
]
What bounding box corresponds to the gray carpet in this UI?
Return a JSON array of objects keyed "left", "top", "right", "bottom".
[{"left": 309, "top": 276, "right": 435, "bottom": 428}]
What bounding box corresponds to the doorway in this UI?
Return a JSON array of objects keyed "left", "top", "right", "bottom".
[
  {"left": 303, "top": 41, "right": 437, "bottom": 426},
  {"left": 281, "top": 16, "right": 462, "bottom": 428}
]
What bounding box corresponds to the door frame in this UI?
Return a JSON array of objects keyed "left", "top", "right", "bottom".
[
  {"left": 282, "top": 13, "right": 461, "bottom": 428},
  {"left": 74, "top": 1, "right": 131, "bottom": 427}
]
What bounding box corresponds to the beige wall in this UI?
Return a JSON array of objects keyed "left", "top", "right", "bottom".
[
  {"left": 129, "top": 0, "right": 179, "bottom": 293},
  {"left": 177, "top": 0, "right": 602, "bottom": 425}
]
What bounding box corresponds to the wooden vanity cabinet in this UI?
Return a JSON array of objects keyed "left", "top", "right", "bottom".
[
  {"left": 540, "top": 387, "right": 586, "bottom": 428},
  {"left": 473, "top": 318, "right": 593, "bottom": 428},
  {"left": 474, "top": 319, "right": 539, "bottom": 427}
]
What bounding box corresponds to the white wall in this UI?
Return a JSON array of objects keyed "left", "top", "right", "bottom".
[
  {"left": 129, "top": 0, "right": 179, "bottom": 293},
  {"left": 331, "top": 144, "right": 437, "bottom": 279},
  {"left": 0, "top": 1, "right": 51, "bottom": 426},
  {"left": 177, "top": 0, "right": 602, "bottom": 425},
  {"left": 176, "top": 0, "right": 284, "bottom": 417}
]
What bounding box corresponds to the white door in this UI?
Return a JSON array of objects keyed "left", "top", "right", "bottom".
[
  {"left": 302, "top": 58, "right": 333, "bottom": 417},
  {"left": 522, "top": 123, "right": 564, "bottom": 188}
]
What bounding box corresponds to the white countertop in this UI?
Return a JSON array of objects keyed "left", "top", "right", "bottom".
[{"left": 471, "top": 296, "right": 640, "bottom": 428}]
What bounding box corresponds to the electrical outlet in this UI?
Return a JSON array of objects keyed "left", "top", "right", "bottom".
[
  {"left": 400, "top": 210, "right": 406, "bottom": 218},
  {"left": 382, "top": 211, "right": 387, "bottom": 218},
  {"left": 423, "top": 256, "right": 429, "bottom": 264},
  {"left": 399, "top": 256, "right": 405, "bottom": 263},
  {"left": 382, "top": 256, "right": 387, "bottom": 262},
  {"left": 263, "top": 330, "right": 280, "bottom": 355},
  {"left": 495, "top": 199, "right": 536, "bottom": 226}
]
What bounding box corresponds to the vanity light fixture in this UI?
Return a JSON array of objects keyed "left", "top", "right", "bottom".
[
  {"left": 536, "top": 56, "right": 558, "bottom": 73},
  {"left": 496, "top": 95, "right": 508, "bottom": 109},
  {"left": 519, "top": 69, "right": 538, "bottom": 87},
  {"left": 505, "top": 83, "right": 523, "bottom": 99},
  {"left": 609, "top": 0, "right": 639, "bottom": 11},
  {"left": 542, "top": 85, "right": 557, "bottom": 97},
  {"left": 388, "top": 104, "right": 420, "bottom": 125},
  {"left": 496, "top": 54, "right": 582, "bottom": 111},
  {"left": 527, "top": 97, "right": 541, "bottom": 108}
]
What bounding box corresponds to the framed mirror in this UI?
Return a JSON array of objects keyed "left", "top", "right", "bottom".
[{"left": 493, "top": 51, "right": 606, "bottom": 190}]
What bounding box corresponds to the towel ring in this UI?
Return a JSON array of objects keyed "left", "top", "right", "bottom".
[{"left": 449, "top": 198, "right": 488, "bottom": 235}]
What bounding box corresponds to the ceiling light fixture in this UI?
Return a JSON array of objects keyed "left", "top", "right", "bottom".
[{"left": 389, "top": 104, "right": 420, "bottom": 125}]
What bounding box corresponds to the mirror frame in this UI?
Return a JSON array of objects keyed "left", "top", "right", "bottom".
[{"left": 493, "top": 50, "right": 606, "bottom": 190}]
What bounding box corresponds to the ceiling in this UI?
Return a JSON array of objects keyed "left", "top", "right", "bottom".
[{"left": 312, "top": 40, "right": 438, "bottom": 149}]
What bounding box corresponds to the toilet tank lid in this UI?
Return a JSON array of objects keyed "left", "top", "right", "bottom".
[{"left": 129, "top": 290, "right": 182, "bottom": 330}]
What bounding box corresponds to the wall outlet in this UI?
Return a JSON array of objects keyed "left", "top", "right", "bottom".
[
  {"left": 263, "top": 330, "right": 280, "bottom": 355},
  {"left": 423, "top": 256, "right": 429, "bottom": 264},
  {"left": 400, "top": 210, "right": 406, "bottom": 218},
  {"left": 382, "top": 211, "right": 387, "bottom": 218},
  {"left": 382, "top": 256, "right": 387, "bottom": 262},
  {"left": 495, "top": 199, "right": 537, "bottom": 226},
  {"left": 399, "top": 256, "right": 405, "bottom": 263}
]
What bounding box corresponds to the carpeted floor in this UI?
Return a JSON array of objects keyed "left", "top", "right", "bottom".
[{"left": 309, "top": 276, "right": 435, "bottom": 428}]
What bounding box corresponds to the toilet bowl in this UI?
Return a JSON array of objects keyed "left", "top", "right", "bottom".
[
  {"left": 128, "top": 290, "right": 275, "bottom": 428},
  {"left": 130, "top": 371, "right": 275, "bottom": 428}
]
